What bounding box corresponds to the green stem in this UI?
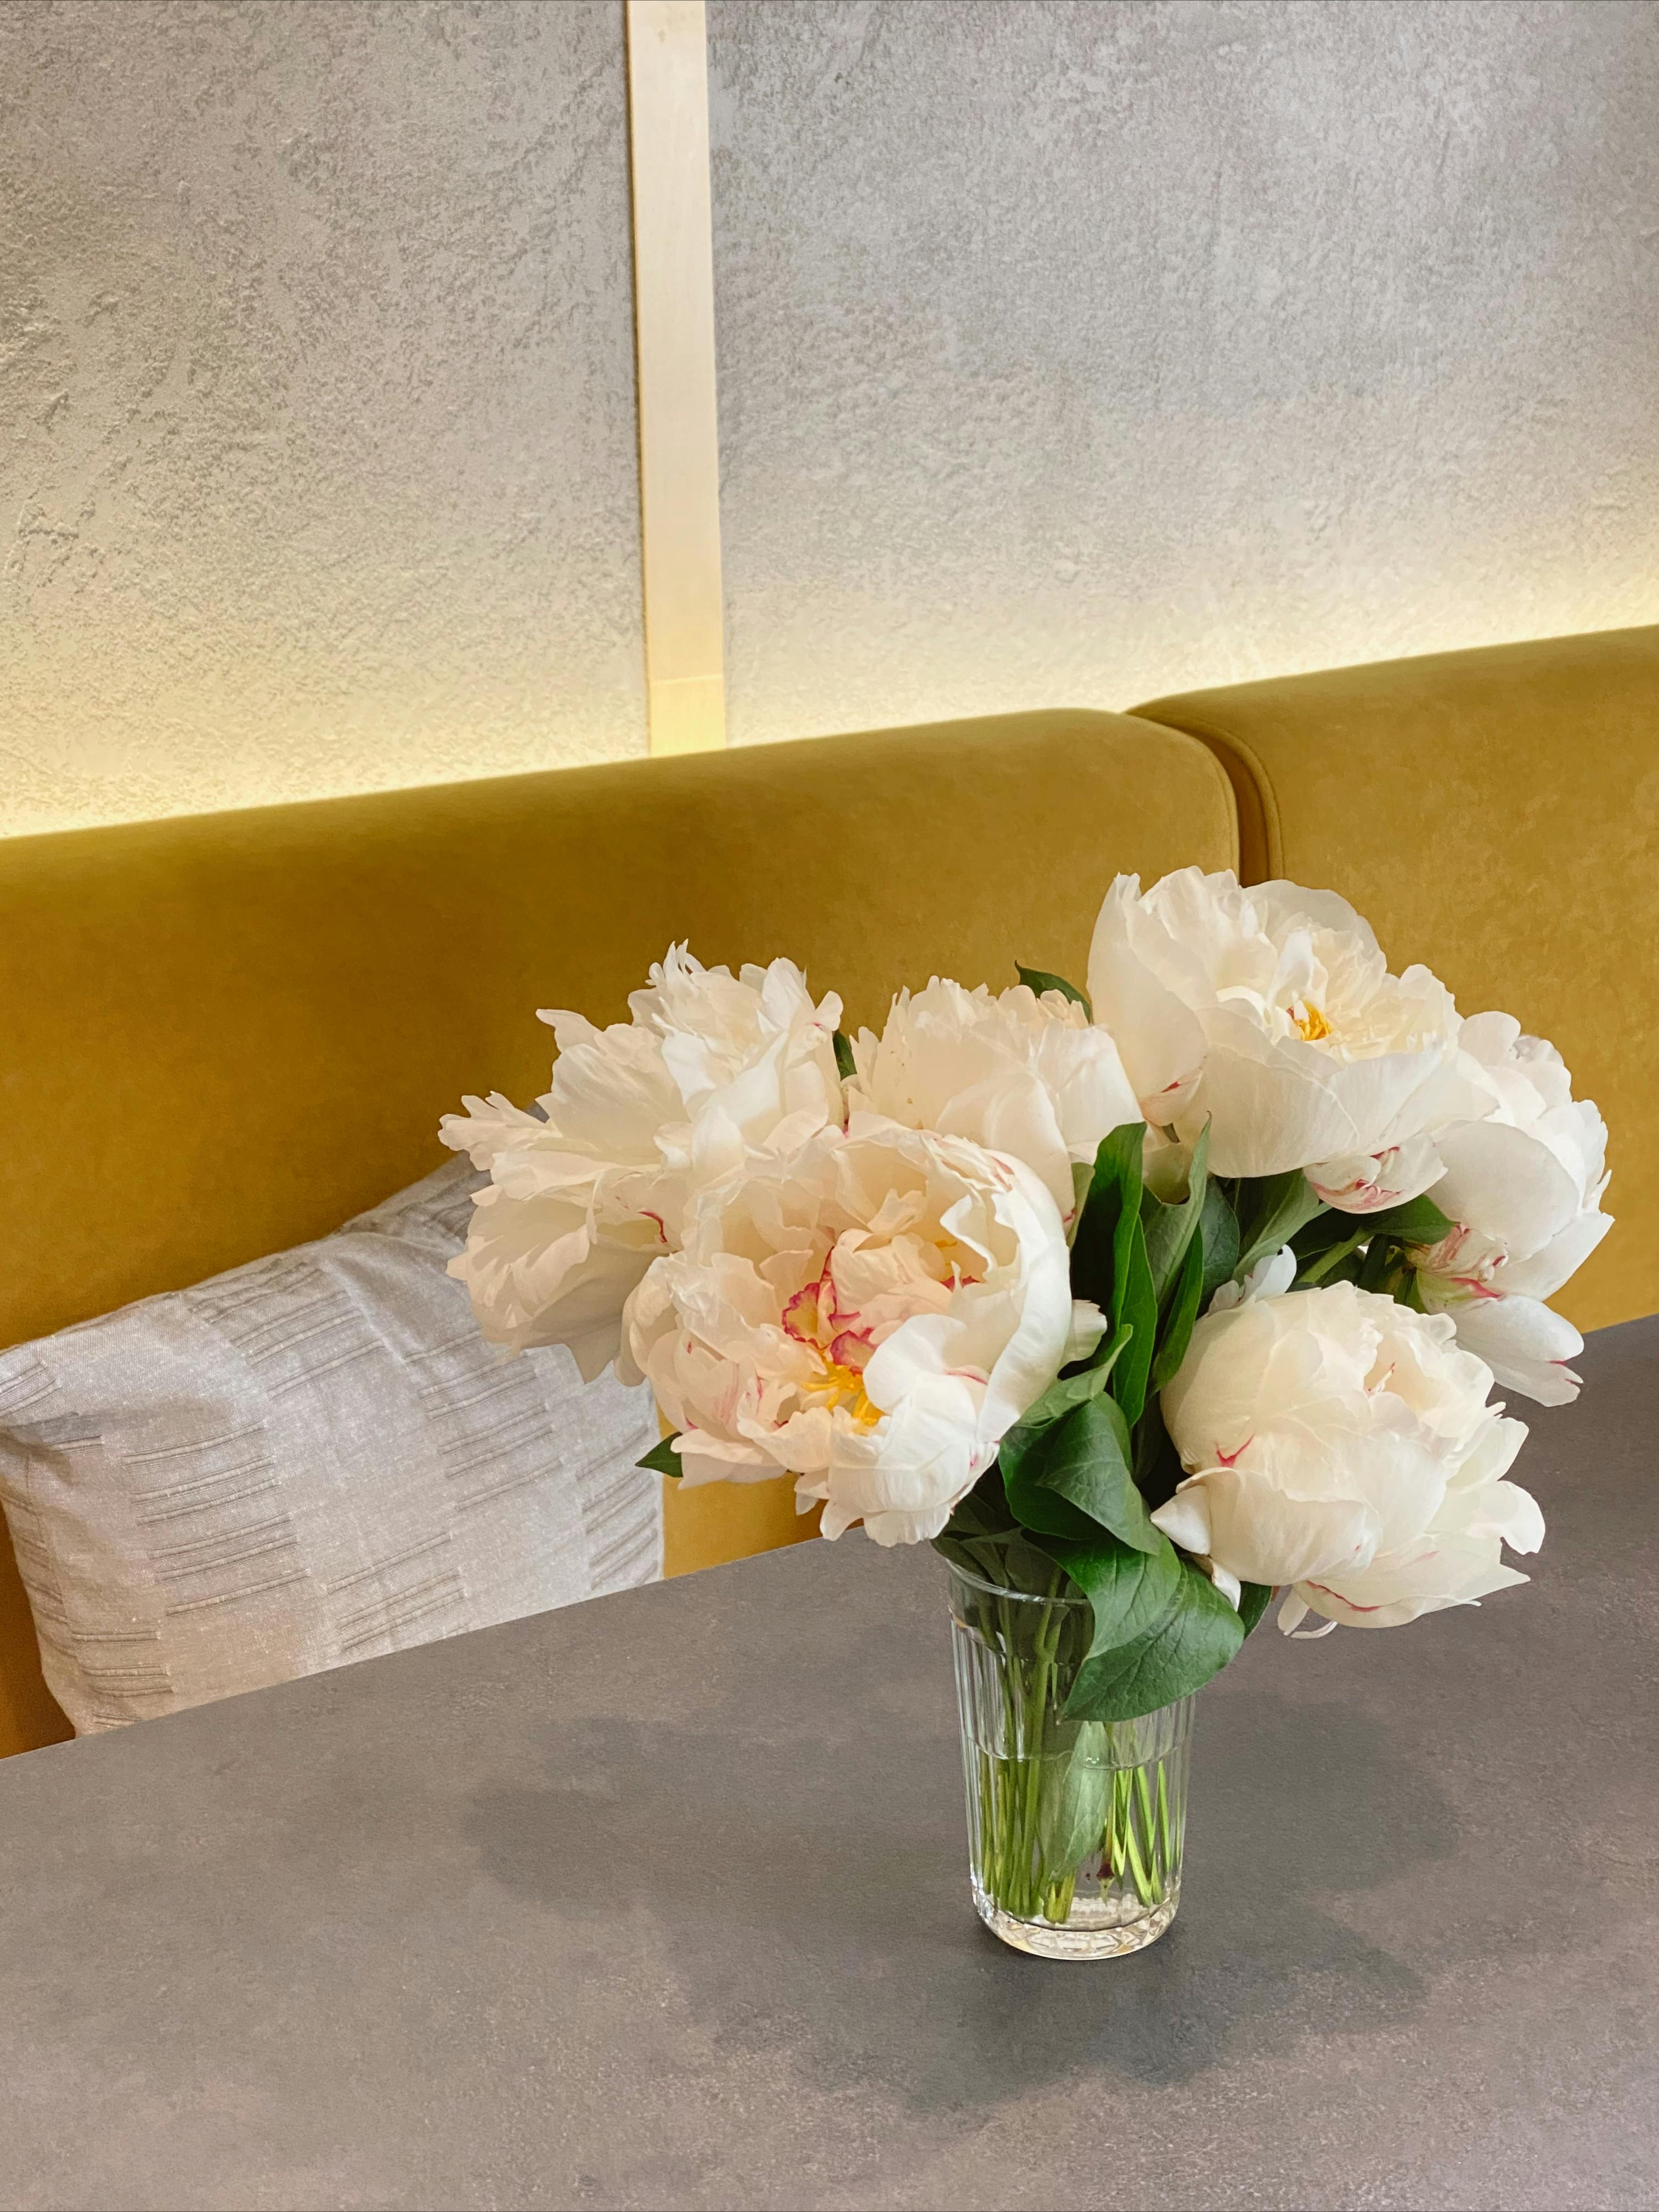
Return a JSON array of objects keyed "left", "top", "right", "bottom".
[
  {"left": 1043, "top": 1869, "right": 1077, "bottom": 1922},
  {"left": 1107, "top": 1769, "right": 1129, "bottom": 1881},
  {"left": 1134, "top": 1766, "right": 1162, "bottom": 1905},
  {"left": 971, "top": 1574, "right": 1190, "bottom": 1930},
  {"left": 1015, "top": 1572, "right": 1068, "bottom": 1916},
  {"left": 1156, "top": 1758, "right": 1173, "bottom": 1876},
  {"left": 1121, "top": 1784, "right": 1155, "bottom": 1906},
  {"left": 1297, "top": 1227, "right": 1369, "bottom": 1285},
  {"left": 1357, "top": 1235, "right": 1398, "bottom": 1294}
]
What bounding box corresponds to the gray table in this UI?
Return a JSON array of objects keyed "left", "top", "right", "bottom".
[{"left": 2, "top": 1322, "right": 1655, "bottom": 2212}]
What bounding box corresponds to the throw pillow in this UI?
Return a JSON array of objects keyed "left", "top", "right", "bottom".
[{"left": 0, "top": 1158, "right": 659, "bottom": 1733}]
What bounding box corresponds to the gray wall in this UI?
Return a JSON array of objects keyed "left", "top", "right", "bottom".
[
  {"left": 1, "top": 0, "right": 644, "bottom": 837},
  {"left": 4, "top": 0, "right": 1657, "bottom": 830},
  {"left": 708, "top": 0, "right": 1659, "bottom": 744}
]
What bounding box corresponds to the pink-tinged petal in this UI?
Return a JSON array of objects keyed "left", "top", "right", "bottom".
[
  {"left": 1177, "top": 1463, "right": 1378, "bottom": 1589},
  {"left": 1311, "top": 1134, "right": 1446, "bottom": 1215},
  {"left": 1432, "top": 1118, "right": 1583, "bottom": 1262},
  {"left": 1157, "top": 1275, "right": 1539, "bottom": 1633},
  {"left": 1444, "top": 1292, "right": 1583, "bottom": 1407},
  {"left": 782, "top": 1278, "right": 826, "bottom": 1347}
]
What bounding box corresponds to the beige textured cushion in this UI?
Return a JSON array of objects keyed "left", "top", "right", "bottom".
[{"left": 0, "top": 1161, "right": 660, "bottom": 1734}]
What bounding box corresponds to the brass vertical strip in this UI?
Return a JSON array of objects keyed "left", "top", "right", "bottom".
[{"left": 625, "top": 0, "right": 727, "bottom": 756}]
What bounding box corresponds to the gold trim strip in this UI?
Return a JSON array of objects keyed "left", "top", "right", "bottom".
[{"left": 625, "top": 0, "right": 727, "bottom": 756}]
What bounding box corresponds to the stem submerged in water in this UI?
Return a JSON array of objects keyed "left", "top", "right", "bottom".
[{"left": 965, "top": 1587, "right": 1186, "bottom": 1928}]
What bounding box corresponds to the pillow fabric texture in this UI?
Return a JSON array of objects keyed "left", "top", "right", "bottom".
[{"left": 0, "top": 1159, "right": 661, "bottom": 1734}]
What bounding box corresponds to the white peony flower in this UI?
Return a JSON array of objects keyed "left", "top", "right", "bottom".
[
  {"left": 1408, "top": 1011, "right": 1612, "bottom": 1405},
  {"left": 620, "top": 1115, "right": 1090, "bottom": 1546},
  {"left": 1086, "top": 869, "right": 1482, "bottom": 1210},
  {"left": 440, "top": 947, "right": 844, "bottom": 1373},
  {"left": 848, "top": 977, "right": 1142, "bottom": 1221},
  {"left": 1153, "top": 1282, "right": 1542, "bottom": 1631}
]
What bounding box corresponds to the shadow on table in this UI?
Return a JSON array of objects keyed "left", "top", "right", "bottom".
[{"left": 464, "top": 1685, "right": 1453, "bottom": 2105}]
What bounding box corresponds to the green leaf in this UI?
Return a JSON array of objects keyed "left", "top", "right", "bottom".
[
  {"left": 1070, "top": 1123, "right": 1142, "bottom": 1308},
  {"left": 939, "top": 1470, "right": 1016, "bottom": 1543},
  {"left": 1291, "top": 1208, "right": 1354, "bottom": 1260},
  {"left": 1356, "top": 1236, "right": 1391, "bottom": 1293},
  {"left": 936, "top": 1530, "right": 1057, "bottom": 1593},
  {"left": 1019, "top": 1333, "right": 1129, "bottom": 1427},
  {"left": 1112, "top": 1246, "right": 1158, "bottom": 1427},
  {"left": 997, "top": 1438, "right": 1097, "bottom": 1541},
  {"left": 999, "top": 1528, "right": 1070, "bottom": 1594},
  {"left": 932, "top": 1531, "right": 992, "bottom": 1583},
  {"left": 1131, "top": 1393, "right": 1184, "bottom": 1511},
  {"left": 832, "top": 1028, "right": 857, "bottom": 1084},
  {"left": 1294, "top": 1224, "right": 1369, "bottom": 1287},
  {"left": 1070, "top": 1123, "right": 1159, "bottom": 1427},
  {"left": 1017, "top": 964, "right": 1091, "bottom": 1017},
  {"left": 1063, "top": 1554, "right": 1246, "bottom": 1723},
  {"left": 1198, "top": 1180, "right": 1241, "bottom": 1306},
  {"left": 1288, "top": 1192, "right": 1455, "bottom": 1294},
  {"left": 1149, "top": 1231, "right": 1205, "bottom": 1395},
  {"left": 1037, "top": 1725, "right": 1111, "bottom": 1874},
  {"left": 1359, "top": 1192, "right": 1455, "bottom": 1246},
  {"left": 637, "top": 1434, "right": 683, "bottom": 1477},
  {"left": 1067, "top": 1158, "right": 1094, "bottom": 1246},
  {"left": 1139, "top": 1124, "right": 1210, "bottom": 1311},
  {"left": 1004, "top": 1393, "right": 1163, "bottom": 1553},
  {"left": 1237, "top": 1581, "right": 1274, "bottom": 1636},
  {"left": 1036, "top": 1530, "right": 1184, "bottom": 1661},
  {"left": 936, "top": 1517, "right": 1062, "bottom": 1598},
  {"left": 1234, "top": 1170, "right": 1328, "bottom": 1279},
  {"left": 936, "top": 1474, "right": 1065, "bottom": 1595}
]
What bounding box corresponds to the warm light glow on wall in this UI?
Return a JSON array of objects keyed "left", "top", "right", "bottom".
[
  {"left": 2, "top": 2, "right": 1656, "bottom": 834},
  {"left": 626, "top": 0, "right": 727, "bottom": 758}
]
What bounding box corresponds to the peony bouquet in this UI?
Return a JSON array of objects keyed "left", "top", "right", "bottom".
[{"left": 444, "top": 869, "right": 1610, "bottom": 1955}]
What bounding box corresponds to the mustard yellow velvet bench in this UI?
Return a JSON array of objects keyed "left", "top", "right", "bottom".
[
  {"left": 0, "top": 708, "right": 1235, "bottom": 1756},
  {"left": 2, "top": 624, "right": 1654, "bottom": 1758},
  {"left": 1135, "top": 622, "right": 1658, "bottom": 1337}
]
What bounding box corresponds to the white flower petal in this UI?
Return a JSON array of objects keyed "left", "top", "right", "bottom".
[
  {"left": 1434, "top": 1118, "right": 1583, "bottom": 1259},
  {"left": 448, "top": 946, "right": 845, "bottom": 1367},
  {"left": 1162, "top": 1462, "right": 1378, "bottom": 1588},
  {"left": 1310, "top": 1134, "right": 1447, "bottom": 1215},
  {"left": 1410, "top": 1016, "right": 1612, "bottom": 1365},
  {"left": 1064, "top": 1299, "right": 1109, "bottom": 1365},
  {"left": 1436, "top": 1292, "right": 1585, "bottom": 1407},
  {"left": 1208, "top": 1562, "right": 1243, "bottom": 1610},
  {"left": 1160, "top": 1282, "right": 1541, "bottom": 1632},
  {"left": 1087, "top": 868, "right": 1467, "bottom": 1182},
  {"left": 1496, "top": 1207, "right": 1613, "bottom": 1302},
  {"left": 1149, "top": 1485, "right": 1214, "bottom": 1559},
  {"left": 851, "top": 976, "right": 1141, "bottom": 1217},
  {"left": 1086, "top": 874, "right": 1210, "bottom": 1120},
  {"left": 622, "top": 1119, "right": 1076, "bottom": 1547}
]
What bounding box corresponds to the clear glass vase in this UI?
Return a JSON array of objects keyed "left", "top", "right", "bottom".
[{"left": 946, "top": 1557, "right": 1194, "bottom": 1960}]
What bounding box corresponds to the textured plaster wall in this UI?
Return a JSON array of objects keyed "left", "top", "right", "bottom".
[
  {"left": 7, "top": 1, "right": 1658, "bottom": 831},
  {"left": 1, "top": 0, "right": 644, "bottom": 838},
  {"left": 707, "top": 0, "right": 1659, "bottom": 746}
]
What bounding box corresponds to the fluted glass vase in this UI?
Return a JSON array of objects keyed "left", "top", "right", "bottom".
[{"left": 946, "top": 1557, "right": 1194, "bottom": 1960}]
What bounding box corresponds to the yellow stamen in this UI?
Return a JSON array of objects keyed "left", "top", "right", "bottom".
[
  {"left": 819, "top": 1358, "right": 881, "bottom": 1428},
  {"left": 1293, "top": 1002, "right": 1331, "bottom": 1043}
]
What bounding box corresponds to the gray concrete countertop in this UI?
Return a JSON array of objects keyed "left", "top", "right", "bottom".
[{"left": 1, "top": 1321, "right": 1655, "bottom": 2212}]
